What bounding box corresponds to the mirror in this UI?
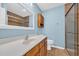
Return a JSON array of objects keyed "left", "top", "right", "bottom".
[
  {"left": 7, "top": 11, "right": 30, "bottom": 27},
  {"left": 1, "top": 3, "right": 34, "bottom": 29}
]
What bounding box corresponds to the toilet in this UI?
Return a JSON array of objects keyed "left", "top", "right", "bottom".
[{"left": 47, "top": 39, "right": 54, "bottom": 50}]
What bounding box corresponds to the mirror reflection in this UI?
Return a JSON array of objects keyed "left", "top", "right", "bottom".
[{"left": 6, "top": 3, "right": 33, "bottom": 27}]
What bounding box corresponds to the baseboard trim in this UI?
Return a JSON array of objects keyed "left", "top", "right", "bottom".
[{"left": 51, "top": 45, "right": 65, "bottom": 49}]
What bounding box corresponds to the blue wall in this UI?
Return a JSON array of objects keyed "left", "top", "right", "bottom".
[{"left": 42, "top": 5, "right": 65, "bottom": 48}]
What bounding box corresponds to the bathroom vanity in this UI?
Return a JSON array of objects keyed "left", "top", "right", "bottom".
[
  {"left": 24, "top": 36, "right": 47, "bottom": 56},
  {"left": 0, "top": 35, "right": 47, "bottom": 56}
]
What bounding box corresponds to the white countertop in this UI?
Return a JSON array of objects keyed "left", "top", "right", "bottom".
[{"left": 0, "top": 35, "right": 47, "bottom": 56}]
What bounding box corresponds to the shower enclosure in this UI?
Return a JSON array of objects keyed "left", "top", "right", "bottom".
[{"left": 65, "top": 3, "right": 78, "bottom": 56}]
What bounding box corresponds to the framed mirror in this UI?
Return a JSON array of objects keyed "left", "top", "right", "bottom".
[{"left": 0, "top": 3, "right": 34, "bottom": 30}]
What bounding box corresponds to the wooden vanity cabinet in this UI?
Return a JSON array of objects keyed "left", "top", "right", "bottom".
[
  {"left": 38, "top": 13, "right": 44, "bottom": 28},
  {"left": 44, "top": 39, "right": 47, "bottom": 56},
  {"left": 24, "top": 37, "right": 47, "bottom": 56},
  {"left": 40, "top": 46, "right": 45, "bottom": 56},
  {"left": 25, "top": 44, "right": 40, "bottom": 56},
  {"left": 39, "top": 39, "right": 46, "bottom": 56}
]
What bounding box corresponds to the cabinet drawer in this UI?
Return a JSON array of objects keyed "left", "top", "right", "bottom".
[{"left": 26, "top": 44, "right": 40, "bottom": 56}]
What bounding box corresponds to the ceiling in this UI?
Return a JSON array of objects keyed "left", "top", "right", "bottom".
[
  {"left": 6, "top": 3, "right": 64, "bottom": 17},
  {"left": 7, "top": 3, "right": 32, "bottom": 17},
  {"left": 37, "top": 3, "right": 64, "bottom": 11}
]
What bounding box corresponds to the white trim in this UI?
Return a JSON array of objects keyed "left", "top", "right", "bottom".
[{"left": 51, "top": 45, "right": 65, "bottom": 49}]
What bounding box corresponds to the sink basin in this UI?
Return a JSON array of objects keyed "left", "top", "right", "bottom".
[{"left": 22, "top": 35, "right": 44, "bottom": 45}]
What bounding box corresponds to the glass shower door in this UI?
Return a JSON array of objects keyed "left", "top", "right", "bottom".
[{"left": 65, "top": 4, "right": 77, "bottom": 56}]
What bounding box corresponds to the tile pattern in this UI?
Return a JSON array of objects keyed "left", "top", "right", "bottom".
[{"left": 47, "top": 48, "right": 69, "bottom": 56}]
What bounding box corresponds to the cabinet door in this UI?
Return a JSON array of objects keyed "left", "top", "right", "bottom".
[
  {"left": 41, "top": 15, "right": 44, "bottom": 24},
  {"left": 44, "top": 39, "right": 47, "bottom": 56},
  {"left": 40, "top": 38, "right": 47, "bottom": 56},
  {"left": 40, "top": 40, "right": 45, "bottom": 48},
  {"left": 40, "top": 46, "right": 45, "bottom": 56},
  {"left": 38, "top": 14, "right": 44, "bottom": 28},
  {"left": 35, "top": 52, "right": 40, "bottom": 56},
  {"left": 26, "top": 44, "right": 40, "bottom": 56},
  {"left": 38, "top": 14, "right": 41, "bottom": 27}
]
